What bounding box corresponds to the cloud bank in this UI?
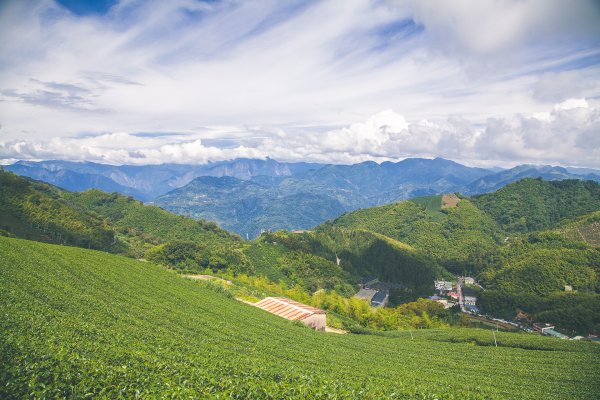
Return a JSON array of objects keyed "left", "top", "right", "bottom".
[{"left": 2, "top": 99, "right": 598, "bottom": 168}]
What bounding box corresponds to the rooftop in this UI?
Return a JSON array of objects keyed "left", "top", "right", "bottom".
[
  {"left": 254, "top": 297, "right": 325, "bottom": 321},
  {"left": 354, "top": 288, "right": 377, "bottom": 301},
  {"left": 371, "top": 290, "right": 388, "bottom": 304}
]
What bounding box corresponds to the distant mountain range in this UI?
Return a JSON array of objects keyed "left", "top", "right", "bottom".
[
  {"left": 4, "top": 158, "right": 600, "bottom": 237},
  {"left": 5, "top": 158, "right": 322, "bottom": 201},
  {"left": 461, "top": 164, "right": 600, "bottom": 195}
]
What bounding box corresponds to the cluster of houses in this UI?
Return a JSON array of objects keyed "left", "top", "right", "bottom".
[
  {"left": 430, "top": 277, "right": 479, "bottom": 312},
  {"left": 429, "top": 280, "right": 459, "bottom": 309},
  {"left": 353, "top": 276, "right": 401, "bottom": 308}
]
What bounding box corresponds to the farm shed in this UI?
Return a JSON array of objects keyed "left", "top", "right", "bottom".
[
  {"left": 371, "top": 290, "right": 389, "bottom": 308},
  {"left": 254, "top": 297, "right": 326, "bottom": 331}
]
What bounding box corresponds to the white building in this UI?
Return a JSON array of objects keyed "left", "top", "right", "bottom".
[
  {"left": 464, "top": 295, "right": 477, "bottom": 306},
  {"left": 434, "top": 280, "right": 453, "bottom": 292}
]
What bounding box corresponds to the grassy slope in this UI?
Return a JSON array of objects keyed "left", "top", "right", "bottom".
[{"left": 1, "top": 236, "right": 599, "bottom": 399}]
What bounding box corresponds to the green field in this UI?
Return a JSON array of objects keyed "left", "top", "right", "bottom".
[{"left": 1, "top": 236, "right": 599, "bottom": 399}]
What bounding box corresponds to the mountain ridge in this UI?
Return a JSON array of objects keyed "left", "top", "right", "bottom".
[{"left": 6, "top": 158, "right": 600, "bottom": 236}]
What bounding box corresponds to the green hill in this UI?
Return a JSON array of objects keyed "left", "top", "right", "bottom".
[
  {"left": 64, "top": 189, "right": 240, "bottom": 256},
  {"left": 0, "top": 171, "right": 240, "bottom": 258},
  {"left": 318, "top": 184, "right": 600, "bottom": 333},
  {"left": 320, "top": 196, "right": 500, "bottom": 275},
  {"left": 471, "top": 178, "right": 600, "bottom": 233},
  {"left": 2, "top": 236, "right": 598, "bottom": 399},
  {"left": 0, "top": 171, "right": 116, "bottom": 250}
]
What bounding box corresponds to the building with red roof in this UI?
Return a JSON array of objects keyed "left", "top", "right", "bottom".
[{"left": 254, "top": 297, "right": 326, "bottom": 331}]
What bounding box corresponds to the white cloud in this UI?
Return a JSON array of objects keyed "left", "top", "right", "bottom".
[
  {"left": 554, "top": 98, "right": 589, "bottom": 111},
  {"left": 2, "top": 99, "right": 599, "bottom": 168}
]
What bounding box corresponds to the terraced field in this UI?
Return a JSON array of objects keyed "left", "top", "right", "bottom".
[{"left": 1, "top": 236, "right": 599, "bottom": 399}]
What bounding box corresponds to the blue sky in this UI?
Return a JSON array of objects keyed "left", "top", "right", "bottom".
[{"left": 0, "top": 0, "right": 600, "bottom": 167}]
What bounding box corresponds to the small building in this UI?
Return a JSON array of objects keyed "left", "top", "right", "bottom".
[
  {"left": 533, "top": 323, "right": 555, "bottom": 334},
  {"left": 564, "top": 285, "right": 573, "bottom": 292},
  {"left": 354, "top": 288, "right": 377, "bottom": 302},
  {"left": 371, "top": 290, "right": 389, "bottom": 307},
  {"left": 464, "top": 277, "right": 475, "bottom": 285},
  {"left": 358, "top": 276, "right": 379, "bottom": 288},
  {"left": 254, "top": 297, "right": 326, "bottom": 331},
  {"left": 447, "top": 291, "right": 459, "bottom": 300},
  {"left": 543, "top": 328, "right": 569, "bottom": 340},
  {"left": 464, "top": 295, "right": 477, "bottom": 306},
  {"left": 434, "top": 280, "right": 453, "bottom": 292}
]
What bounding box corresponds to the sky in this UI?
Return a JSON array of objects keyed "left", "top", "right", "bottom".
[{"left": 0, "top": 0, "right": 600, "bottom": 168}]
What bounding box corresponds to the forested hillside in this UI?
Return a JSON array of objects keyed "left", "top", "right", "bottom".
[
  {"left": 0, "top": 170, "right": 116, "bottom": 249},
  {"left": 471, "top": 178, "right": 600, "bottom": 232},
  {"left": 321, "top": 195, "right": 500, "bottom": 275},
  {"left": 2, "top": 236, "right": 598, "bottom": 399},
  {"left": 259, "top": 229, "right": 445, "bottom": 299},
  {"left": 321, "top": 181, "right": 600, "bottom": 334},
  {"left": 0, "top": 170, "right": 240, "bottom": 258}
]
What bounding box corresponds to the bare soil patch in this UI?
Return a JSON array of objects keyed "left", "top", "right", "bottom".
[{"left": 441, "top": 193, "right": 460, "bottom": 209}]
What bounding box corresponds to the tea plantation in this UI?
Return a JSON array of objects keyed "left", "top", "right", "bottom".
[{"left": 1, "top": 236, "right": 598, "bottom": 399}]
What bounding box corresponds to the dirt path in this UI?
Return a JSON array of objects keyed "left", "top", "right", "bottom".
[{"left": 182, "top": 274, "right": 232, "bottom": 285}]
